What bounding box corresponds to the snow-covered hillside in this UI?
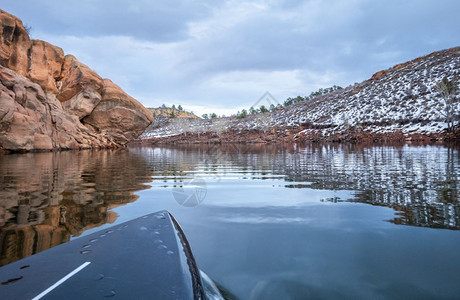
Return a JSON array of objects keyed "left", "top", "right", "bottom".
[{"left": 140, "top": 47, "right": 459, "bottom": 140}]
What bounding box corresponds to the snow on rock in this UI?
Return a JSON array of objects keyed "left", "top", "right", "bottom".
[{"left": 140, "top": 47, "right": 459, "bottom": 140}]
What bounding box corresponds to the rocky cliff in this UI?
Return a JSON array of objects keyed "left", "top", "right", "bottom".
[{"left": 0, "top": 9, "right": 152, "bottom": 152}]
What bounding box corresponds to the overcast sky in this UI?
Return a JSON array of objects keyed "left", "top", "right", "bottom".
[{"left": 2, "top": 0, "right": 459, "bottom": 116}]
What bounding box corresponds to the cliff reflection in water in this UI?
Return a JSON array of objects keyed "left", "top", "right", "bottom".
[
  {"left": 0, "top": 150, "right": 152, "bottom": 266},
  {"left": 1, "top": 144, "right": 459, "bottom": 267}
]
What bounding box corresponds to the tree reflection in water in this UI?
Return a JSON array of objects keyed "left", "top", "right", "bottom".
[
  {"left": 148, "top": 143, "right": 459, "bottom": 229},
  {"left": 0, "top": 143, "right": 459, "bottom": 267}
]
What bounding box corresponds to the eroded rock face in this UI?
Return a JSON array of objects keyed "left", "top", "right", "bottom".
[
  {"left": 57, "top": 55, "right": 104, "bottom": 102},
  {"left": 84, "top": 79, "right": 153, "bottom": 144},
  {"left": 58, "top": 55, "right": 104, "bottom": 119},
  {"left": 0, "top": 10, "right": 64, "bottom": 93},
  {"left": 0, "top": 9, "right": 152, "bottom": 152},
  {"left": 0, "top": 65, "right": 51, "bottom": 150},
  {"left": 0, "top": 65, "right": 100, "bottom": 150},
  {"left": 28, "top": 40, "right": 65, "bottom": 94},
  {"left": 0, "top": 9, "right": 31, "bottom": 76},
  {"left": 62, "top": 89, "right": 102, "bottom": 120}
]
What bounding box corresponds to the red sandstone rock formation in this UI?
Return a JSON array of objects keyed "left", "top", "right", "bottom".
[{"left": 0, "top": 9, "right": 152, "bottom": 152}]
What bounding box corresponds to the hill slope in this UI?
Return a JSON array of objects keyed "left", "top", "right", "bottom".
[
  {"left": 140, "top": 47, "right": 459, "bottom": 143},
  {"left": 148, "top": 107, "right": 198, "bottom": 119},
  {"left": 142, "top": 107, "right": 198, "bottom": 133}
]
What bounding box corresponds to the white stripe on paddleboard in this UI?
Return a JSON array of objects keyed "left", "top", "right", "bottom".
[{"left": 32, "top": 261, "right": 91, "bottom": 300}]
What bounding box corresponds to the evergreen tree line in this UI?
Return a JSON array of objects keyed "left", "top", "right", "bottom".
[
  {"left": 160, "top": 104, "right": 184, "bottom": 111},
  {"left": 282, "top": 85, "right": 343, "bottom": 107},
  {"left": 160, "top": 85, "right": 343, "bottom": 120},
  {"left": 235, "top": 85, "right": 343, "bottom": 119},
  {"left": 159, "top": 104, "right": 195, "bottom": 118}
]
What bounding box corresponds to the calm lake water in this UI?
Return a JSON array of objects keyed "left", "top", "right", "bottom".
[{"left": 1, "top": 144, "right": 460, "bottom": 299}]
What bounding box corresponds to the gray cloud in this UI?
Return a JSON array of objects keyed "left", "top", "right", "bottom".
[
  {"left": 3, "top": 0, "right": 222, "bottom": 42},
  {"left": 181, "top": 0, "right": 459, "bottom": 74},
  {"left": 2, "top": 0, "right": 459, "bottom": 115}
]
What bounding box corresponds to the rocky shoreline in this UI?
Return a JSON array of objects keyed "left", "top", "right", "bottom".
[{"left": 132, "top": 127, "right": 460, "bottom": 146}]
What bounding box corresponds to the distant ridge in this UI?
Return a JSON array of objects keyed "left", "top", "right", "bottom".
[
  {"left": 148, "top": 107, "right": 198, "bottom": 119},
  {"left": 139, "top": 46, "right": 460, "bottom": 143}
]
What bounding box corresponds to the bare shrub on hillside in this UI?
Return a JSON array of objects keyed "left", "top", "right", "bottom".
[{"left": 436, "top": 76, "right": 459, "bottom": 132}]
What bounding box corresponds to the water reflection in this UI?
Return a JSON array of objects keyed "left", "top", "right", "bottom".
[
  {"left": 0, "top": 144, "right": 459, "bottom": 268},
  {"left": 144, "top": 143, "right": 460, "bottom": 229},
  {"left": 0, "top": 150, "right": 152, "bottom": 266}
]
